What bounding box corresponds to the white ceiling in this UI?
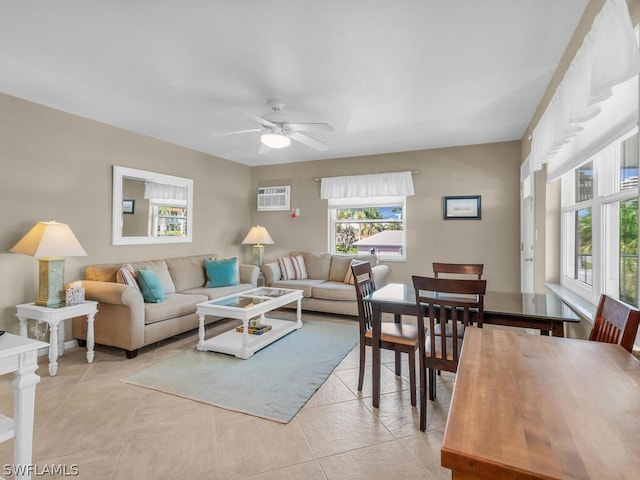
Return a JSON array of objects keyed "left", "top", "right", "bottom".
[{"left": 0, "top": 0, "right": 588, "bottom": 167}]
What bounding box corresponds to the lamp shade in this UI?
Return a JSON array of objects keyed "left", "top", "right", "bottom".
[
  {"left": 241, "top": 225, "right": 274, "bottom": 246},
  {"left": 10, "top": 220, "right": 87, "bottom": 258},
  {"left": 261, "top": 133, "right": 291, "bottom": 149}
]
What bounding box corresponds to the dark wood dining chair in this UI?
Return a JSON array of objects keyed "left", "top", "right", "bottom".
[
  {"left": 352, "top": 262, "right": 419, "bottom": 406},
  {"left": 433, "top": 262, "right": 484, "bottom": 279},
  {"left": 432, "top": 263, "right": 484, "bottom": 338},
  {"left": 412, "top": 275, "right": 486, "bottom": 431},
  {"left": 589, "top": 294, "right": 640, "bottom": 354}
]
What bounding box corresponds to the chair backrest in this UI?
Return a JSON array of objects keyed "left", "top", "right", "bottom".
[
  {"left": 412, "top": 275, "right": 487, "bottom": 371},
  {"left": 589, "top": 294, "right": 640, "bottom": 353},
  {"left": 433, "top": 262, "right": 484, "bottom": 279},
  {"left": 351, "top": 262, "right": 376, "bottom": 334}
]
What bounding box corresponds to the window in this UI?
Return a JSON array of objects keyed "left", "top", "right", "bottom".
[
  {"left": 149, "top": 202, "right": 188, "bottom": 237},
  {"left": 617, "top": 199, "right": 638, "bottom": 304},
  {"left": 322, "top": 171, "right": 414, "bottom": 262},
  {"left": 575, "top": 208, "right": 593, "bottom": 285},
  {"left": 329, "top": 197, "right": 406, "bottom": 261},
  {"left": 561, "top": 130, "right": 639, "bottom": 306}
]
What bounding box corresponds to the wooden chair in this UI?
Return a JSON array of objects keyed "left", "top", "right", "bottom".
[
  {"left": 433, "top": 262, "right": 484, "bottom": 279},
  {"left": 412, "top": 275, "right": 486, "bottom": 431},
  {"left": 433, "top": 263, "right": 484, "bottom": 338},
  {"left": 589, "top": 294, "right": 640, "bottom": 354},
  {"left": 352, "top": 262, "right": 419, "bottom": 406}
]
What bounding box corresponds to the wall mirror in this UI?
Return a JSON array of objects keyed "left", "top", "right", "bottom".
[{"left": 112, "top": 165, "right": 194, "bottom": 245}]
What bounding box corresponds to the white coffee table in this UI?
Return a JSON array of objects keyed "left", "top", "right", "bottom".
[{"left": 196, "top": 287, "right": 303, "bottom": 359}]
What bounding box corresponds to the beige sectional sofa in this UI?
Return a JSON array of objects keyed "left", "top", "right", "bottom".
[
  {"left": 71, "top": 254, "right": 259, "bottom": 358},
  {"left": 261, "top": 252, "right": 390, "bottom": 316}
]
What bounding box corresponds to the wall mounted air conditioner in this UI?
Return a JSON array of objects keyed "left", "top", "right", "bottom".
[{"left": 257, "top": 185, "right": 290, "bottom": 211}]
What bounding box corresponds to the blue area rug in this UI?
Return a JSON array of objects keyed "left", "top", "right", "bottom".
[{"left": 121, "top": 321, "right": 358, "bottom": 423}]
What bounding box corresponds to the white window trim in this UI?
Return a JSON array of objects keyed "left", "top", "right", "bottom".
[
  {"left": 560, "top": 128, "right": 639, "bottom": 305},
  {"left": 328, "top": 197, "right": 407, "bottom": 262}
]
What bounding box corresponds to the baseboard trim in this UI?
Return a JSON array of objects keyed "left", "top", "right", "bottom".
[{"left": 36, "top": 339, "right": 80, "bottom": 357}]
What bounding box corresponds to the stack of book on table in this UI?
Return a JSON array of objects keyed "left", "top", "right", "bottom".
[{"left": 236, "top": 321, "right": 272, "bottom": 335}]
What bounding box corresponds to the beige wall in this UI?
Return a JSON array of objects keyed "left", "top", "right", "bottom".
[
  {"left": 0, "top": 92, "right": 252, "bottom": 335},
  {"left": 250, "top": 141, "right": 522, "bottom": 292}
]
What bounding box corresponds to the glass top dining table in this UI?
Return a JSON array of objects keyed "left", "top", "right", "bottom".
[
  {"left": 363, "top": 283, "right": 582, "bottom": 408},
  {"left": 366, "top": 283, "right": 581, "bottom": 330}
]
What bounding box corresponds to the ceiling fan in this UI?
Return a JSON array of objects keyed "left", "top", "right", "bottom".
[{"left": 216, "top": 99, "right": 334, "bottom": 153}]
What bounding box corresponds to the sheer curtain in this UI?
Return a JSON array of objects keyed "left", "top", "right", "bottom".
[
  {"left": 144, "top": 182, "right": 188, "bottom": 202},
  {"left": 320, "top": 171, "right": 415, "bottom": 199},
  {"left": 530, "top": 0, "right": 640, "bottom": 180}
]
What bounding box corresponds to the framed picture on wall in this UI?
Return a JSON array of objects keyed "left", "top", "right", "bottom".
[
  {"left": 443, "top": 195, "right": 481, "bottom": 220},
  {"left": 122, "top": 199, "right": 135, "bottom": 214}
]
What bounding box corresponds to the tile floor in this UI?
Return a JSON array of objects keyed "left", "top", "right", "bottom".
[{"left": 0, "top": 312, "right": 455, "bottom": 480}]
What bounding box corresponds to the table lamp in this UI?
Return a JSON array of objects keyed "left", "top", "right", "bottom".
[
  {"left": 241, "top": 225, "right": 274, "bottom": 267},
  {"left": 10, "top": 220, "right": 87, "bottom": 308}
]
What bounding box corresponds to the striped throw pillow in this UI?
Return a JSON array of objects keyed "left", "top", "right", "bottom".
[
  {"left": 116, "top": 263, "right": 140, "bottom": 290},
  {"left": 344, "top": 259, "right": 363, "bottom": 285},
  {"left": 277, "top": 255, "right": 308, "bottom": 280}
]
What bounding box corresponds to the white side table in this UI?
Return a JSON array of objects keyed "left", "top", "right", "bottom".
[
  {"left": 0, "top": 333, "right": 48, "bottom": 480},
  {"left": 16, "top": 301, "right": 98, "bottom": 376}
]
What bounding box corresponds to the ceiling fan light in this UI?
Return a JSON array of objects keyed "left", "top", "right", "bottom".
[{"left": 261, "top": 133, "right": 291, "bottom": 149}]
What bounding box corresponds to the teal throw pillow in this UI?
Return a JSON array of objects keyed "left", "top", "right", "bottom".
[
  {"left": 137, "top": 269, "right": 165, "bottom": 303},
  {"left": 205, "top": 257, "right": 239, "bottom": 288}
]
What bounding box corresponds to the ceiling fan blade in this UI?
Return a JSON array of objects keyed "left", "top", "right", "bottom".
[
  {"left": 287, "top": 132, "right": 330, "bottom": 151},
  {"left": 246, "top": 114, "right": 278, "bottom": 129},
  {"left": 258, "top": 143, "right": 271, "bottom": 155},
  {"left": 286, "top": 123, "right": 334, "bottom": 133},
  {"left": 212, "top": 128, "right": 262, "bottom": 137}
]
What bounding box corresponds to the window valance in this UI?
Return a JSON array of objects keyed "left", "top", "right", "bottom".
[
  {"left": 530, "top": 0, "right": 640, "bottom": 180},
  {"left": 144, "top": 182, "right": 188, "bottom": 201},
  {"left": 320, "top": 171, "right": 415, "bottom": 199}
]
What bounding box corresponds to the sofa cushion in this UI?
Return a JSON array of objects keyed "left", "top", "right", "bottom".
[
  {"left": 328, "top": 255, "right": 355, "bottom": 282},
  {"left": 166, "top": 254, "right": 214, "bottom": 292},
  {"left": 292, "top": 252, "right": 332, "bottom": 280},
  {"left": 312, "top": 281, "right": 357, "bottom": 302},
  {"left": 271, "top": 279, "right": 325, "bottom": 297},
  {"left": 144, "top": 293, "right": 207, "bottom": 325},
  {"left": 130, "top": 259, "right": 176, "bottom": 295},
  {"left": 205, "top": 258, "right": 239, "bottom": 287},
  {"left": 277, "top": 255, "right": 308, "bottom": 280},
  {"left": 137, "top": 269, "right": 165, "bottom": 303},
  {"left": 182, "top": 284, "right": 255, "bottom": 300},
  {"left": 328, "top": 254, "right": 378, "bottom": 282},
  {"left": 116, "top": 263, "right": 139, "bottom": 290},
  {"left": 343, "top": 259, "right": 363, "bottom": 285},
  {"left": 85, "top": 264, "right": 120, "bottom": 283}
]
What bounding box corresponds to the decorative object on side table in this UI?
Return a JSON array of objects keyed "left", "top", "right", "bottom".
[
  {"left": 10, "top": 220, "right": 87, "bottom": 308},
  {"left": 65, "top": 281, "right": 85, "bottom": 306},
  {"left": 241, "top": 225, "right": 274, "bottom": 267}
]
